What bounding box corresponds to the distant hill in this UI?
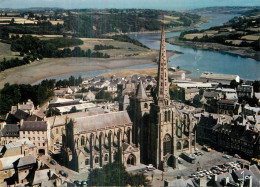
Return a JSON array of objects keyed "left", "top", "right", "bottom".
[
  {"left": 188, "top": 6, "right": 259, "bottom": 15},
  {"left": 0, "top": 9, "right": 202, "bottom": 38}
]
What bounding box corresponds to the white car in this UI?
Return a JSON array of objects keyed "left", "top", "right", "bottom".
[{"left": 146, "top": 164, "right": 155, "bottom": 171}]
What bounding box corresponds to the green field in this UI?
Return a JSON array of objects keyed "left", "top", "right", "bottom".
[{"left": 0, "top": 41, "right": 20, "bottom": 61}]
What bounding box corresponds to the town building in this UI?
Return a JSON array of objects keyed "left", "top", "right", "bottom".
[
  {"left": 237, "top": 85, "right": 254, "bottom": 98},
  {"left": 217, "top": 100, "right": 242, "bottom": 116},
  {"left": 200, "top": 72, "right": 240, "bottom": 84},
  {"left": 61, "top": 111, "right": 140, "bottom": 172}
]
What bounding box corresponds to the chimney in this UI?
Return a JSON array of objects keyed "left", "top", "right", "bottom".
[
  {"left": 213, "top": 174, "right": 218, "bottom": 182},
  {"left": 20, "top": 119, "right": 24, "bottom": 127},
  {"left": 224, "top": 176, "right": 230, "bottom": 186},
  {"left": 248, "top": 175, "right": 252, "bottom": 187},
  {"left": 199, "top": 176, "right": 207, "bottom": 187}
]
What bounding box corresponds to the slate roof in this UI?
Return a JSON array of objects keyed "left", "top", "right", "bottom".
[
  {"left": 166, "top": 178, "right": 197, "bottom": 187},
  {"left": 0, "top": 124, "right": 19, "bottom": 137},
  {"left": 237, "top": 85, "right": 253, "bottom": 92},
  {"left": 200, "top": 72, "right": 239, "bottom": 81},
  {"left": 204, "top": 91, "right": 219, "bottom": 98},
  {"left": 17, "top": 155, "right": 37, "bottom": 168},
  {"left": 217, "top": 100, "right": 236, "bottom": 105},
  {"left": 4, "top": 139, "right": 35, "bottom": 149},
  {"left": 233, "top": 168, "right": 260, "bottom": 187},
  {"left": 208, "top": 173, "right": 235, "bottom": 187},
  {"left": 136, "top": 81, "right": 148, "bottom": 100},
  {"left": 225, "top": 93, "right": 238, "bottom": 100},
  {"left": 32, "top": 169, "right": 58, "bottom": 185},
  {"left": 73, "top": 111, "right": 131, "bottom": 134},
  {"left": 185, "top": 88, "right": 199, "bottom": 94},
  {"left": 20, "top": 121, "right": 47, "bottom": 131},
  {"left": 0, "top": 155, "right": 23, "bottom": 171}
]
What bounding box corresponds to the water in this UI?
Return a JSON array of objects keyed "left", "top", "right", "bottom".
[
  {"left": 129, "top": 14, "right": 260, "bottom": 81},
  {"left": 39, "top": 14, "right": 260, "bottom": 82}
]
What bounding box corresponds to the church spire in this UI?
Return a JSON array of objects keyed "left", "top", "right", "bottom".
[
  {"left": 136, "top": 81, "right": 148, "bottom": 100},
  {"left": 156, "top": 22, "right": 170, "bottom": 105}
]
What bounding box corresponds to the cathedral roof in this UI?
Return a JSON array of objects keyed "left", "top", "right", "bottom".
[
  {"left": 73, "top": 111, "right": 132, "bottom": 134},
  {"left": 136, "top": 81, "right": 148, "bottom": 100}
]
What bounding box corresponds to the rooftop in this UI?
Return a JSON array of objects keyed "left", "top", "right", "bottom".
[{"left": 73, "top": 111, "right": 131, "bottom": 134}]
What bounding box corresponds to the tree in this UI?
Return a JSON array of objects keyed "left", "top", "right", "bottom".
[
  {"left": 89, "top": 161, "right": 149, "bottom": 186},
  {"left": 199, "top": 88, "right": 204, "bottom": 96},
  {"left": 252, "top": 80, "right": 260, "bottom": 92},
  {"left": 230, "top": 79, "right": 239, "bottom": 89},
  {"left": 177, "top": 66, "right": 180, "bottom": 70}
]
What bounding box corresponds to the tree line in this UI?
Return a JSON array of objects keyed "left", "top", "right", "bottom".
[
  {"left": 55, "top": 76, "right": 83, "bottom": 88},
  {"left": 0, "top": 35, "right": 110, "bottom": 72},
  {"left": 0, "top": 79, "right": 55, "bottom": 115}
]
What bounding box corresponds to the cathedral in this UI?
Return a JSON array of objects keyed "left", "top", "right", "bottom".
[{"left": 129, "top": 24, "right": 196, "bottom": 171}]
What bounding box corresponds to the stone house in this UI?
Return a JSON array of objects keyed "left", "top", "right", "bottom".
[
  {"left": 19, "top": 121, "right": 49, "bottom": 155},
  {"left": 217, "top": 100, "right": 242, "bottom": 116},
  {"left": 237, "top": 85, "right": 254, "bottom": 98},
  {"left": 184, "top": 88, "right": 200, "bottom": 102}
]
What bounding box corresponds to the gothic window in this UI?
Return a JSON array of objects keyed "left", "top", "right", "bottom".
[
  {"left": 104, "top": 154, "right": 108, "bottom": 162},
  {"left": 127, "top": 128, "right": 131, "bottom": 144},
  {"left": 56, "top": 128, "right": 58, "bottom": 134},
  {"left": 161, "top": 82, "right": 163, "bottom": 86},
  {"left": 163, "top": 134, "right": 171, "bottom": 155},
  {"left": 95, "top": 157, "right": 99, "bottom": 163},
  {"left": 144, "top": 103, "right": 148, "bottom": 109},
  {"left": 168, "top": 111, "right": 171, "bottom": 122},
  {"left": 85, "top": 158, "right": 90, "bottom": 165},
  {"left": 81, "top": 136, "right": 85, "bottom": 146},
  {"left": 183, "top": 140, "right": 189, "bottom": 149},
  {"left": 165, "top": 111, "right": 167, "bottom": 122},
  {"left": 177, "top": 142, "right": 181, "bottom": 150}
]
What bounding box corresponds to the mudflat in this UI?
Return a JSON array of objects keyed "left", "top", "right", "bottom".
[{"left": 0, "top": 50, "right": 175, "bottom": 88}]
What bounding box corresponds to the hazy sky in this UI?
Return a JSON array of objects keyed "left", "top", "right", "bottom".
[{"left": 0, "top": 0, "right": 259, "bottom": 9}]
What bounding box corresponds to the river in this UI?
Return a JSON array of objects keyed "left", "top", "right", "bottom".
[
  {"left": 128, "top": 14, "right": 260, "bottom": 81},
  {"left": 41, "top": 13, "right": 260, "bottom": 81}
]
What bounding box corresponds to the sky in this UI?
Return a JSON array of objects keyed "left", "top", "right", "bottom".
[{"left": 0, "top": 0, "right": 259, "bottom": 9}]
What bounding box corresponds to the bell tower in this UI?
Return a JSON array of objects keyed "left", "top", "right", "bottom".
[{"left": 156, "top": 23, "right": 170, "bottom": 106}]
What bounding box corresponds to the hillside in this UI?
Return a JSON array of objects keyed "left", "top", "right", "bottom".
[
  {"left": 0, "top": 9, "right": 203, "bottom": 38},
  {"left": 167, "top": 8, "right": 260, "bottom": 61}
]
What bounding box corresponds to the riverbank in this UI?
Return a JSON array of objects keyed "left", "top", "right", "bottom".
[
  {"left": 104, "top": 17, "right": 208, "bottom": 36},
  {"left": 101, "top": 67, "right": 191, "bottom": 78},
  {"left": 166, "top": 37, "right": 260, "bottom": 62},
  {"left": 0, "top": 50, "right": 177, "bottom": 88}
]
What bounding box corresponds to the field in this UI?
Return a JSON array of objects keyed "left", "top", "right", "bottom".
[
  {"left": 241, "top": 34, "right": 260, "bottom": 41},
  {"left": 0, "top": 17, "right": 63, "bottom": 25},
  {"left": 0, "top": 41, "right": 20, "bottom": 61},
  {"left": 183, "top": 33, "right": 214, "bottom": 40},
  {"left": 60, "top": 38, "right": 151, "bottom": 58}
]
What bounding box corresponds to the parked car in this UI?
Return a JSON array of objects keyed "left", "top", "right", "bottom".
[
  {"left": 146, "top": 164, "right": 155, "bottom": 171},
  {"left": 197, "top": 152, "right": 204, "bottom": 155},
  {"left": 223, "top": 155, "right": 230, "bottom": 159},
  {"left": 50, "top": 160, "right": 56, "bottom": 165},
  {"left": 234, "top": 154, "right": 241, "bottom": 159},
  {"left": 203, "top": 145, "right": 212, "bottom": 152}
]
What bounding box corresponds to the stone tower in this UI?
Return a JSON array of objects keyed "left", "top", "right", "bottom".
[
  {"left": 156, "top": 23, "right": 170, "bottom": 106},
  {"left": 148, "top": 23, "right": 196, "bottom": 171},
  {"left": 129, "top": 81, "right": 152, "bottom": 163}
]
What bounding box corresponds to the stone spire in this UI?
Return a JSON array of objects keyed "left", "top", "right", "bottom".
[
  {"left": 136, "top": 81, "right": 148, "bottom": 100},
  {"left": 156, "top": 23, "right": 170, "bottom": 105}
]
